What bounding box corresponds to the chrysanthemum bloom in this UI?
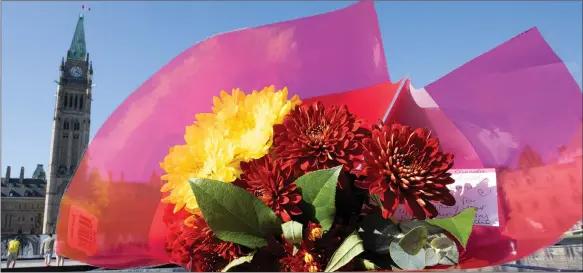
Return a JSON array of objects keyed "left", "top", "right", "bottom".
[
  {"left": 162, "top": 203, "right": 193, "bottom": 226},
  {"left": 160, "top": 86, "right": 300, "bottom": 215},
  {"left": 355, "top": 123, "right": 456, "bottom": 220},
  {"left": 164, "top": 210, "right": 248, "bottom": 271},
  {"left": 163, "top": 204, "right": 192, "bottom": 262},
  {"left": 163, "top": 205, "right": 195, "bottom": 266},
  {"left": 273, "top": 101, "right": 369, "bottom": 175},
  {"left": 161, "top": 128, "right": 239, "bottom": 213},
  {"left": 236, "top": 154, "right": 302, "bottom": 222},
  {"left": 279, "top": 222, "right": 342, "bottom": 272}
]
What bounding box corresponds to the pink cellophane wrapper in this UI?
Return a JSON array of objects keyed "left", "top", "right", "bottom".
[
  {"left": 386, "top": 27, "right": 582, "bottom": 269},
  {"left": 56, "top": 1, "right": 583, "bottom": 270},
  {"left": 55, "top": 1, "right": 395, "bottom": 269}
]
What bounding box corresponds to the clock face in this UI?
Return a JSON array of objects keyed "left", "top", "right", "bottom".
[{"left": 69, "top": 66, "right": 83, "bottom": 78}]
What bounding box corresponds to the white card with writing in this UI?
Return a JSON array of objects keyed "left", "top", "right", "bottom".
[{"left": 391, "top": 168, "right": 499, "bottom": 226}]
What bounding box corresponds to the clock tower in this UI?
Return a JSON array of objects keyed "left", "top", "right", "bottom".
[{"left": 43, "top": 14, "right": 93, "bottom": 233}]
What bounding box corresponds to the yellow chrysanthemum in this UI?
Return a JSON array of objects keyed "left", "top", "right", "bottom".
[
  {"left": 235, "top": 86, "right": 301, "bottom": 161},
  {"left": 160, "top": 85, "right": 301, "bottom": 214}
]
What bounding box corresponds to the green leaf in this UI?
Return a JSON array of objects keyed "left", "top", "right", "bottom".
[
  {"left": 282, "top": 221, "right": 303, "bottom": 245},
  {"left": 221, "top": 251, "right": 256, "bottom": 272},
  {"left": 426, "top": 207, "right": 476, "bottom": 247},
  {"left": 425, "top": 248, "right": 439, "bottom": 267},
  {"left": 292, "top": 245, "right": 300, "bottom": 256},
  {"left": 294, "top": 166, "right": 341, "bottom": 231},
  {"left": 398, "top": 226, "right": 428, "bottom": 255},
  {"left": 399, "top": 220, "right": 444, "bottom": 235},
  {"left": 324, "top": 231, "right": 364, "bottom": 272},
  {"left": 438, "top": 245, "right": 459, "bottom": 265},
  {"left": 370, "top": 194, "right": 396, "bottom": 222},
  {"left": 189, "top": 178, "right": 282, "bottom": 249},
  {"left": 357, "top": 213, "right": 401, "bottom": 255},
  {"left": 430, "top": 236, "right": 455, "bottom": 252},
  {"left": 389, "top": 242, "right": 426, "bottom": 270},
  {"left": 361, "top": 259, "right": 380, "bottom": 270}
]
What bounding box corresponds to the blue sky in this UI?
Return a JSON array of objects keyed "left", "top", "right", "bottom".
[{"left": 2, "top": 1, "right": 582, "bottom": 177}]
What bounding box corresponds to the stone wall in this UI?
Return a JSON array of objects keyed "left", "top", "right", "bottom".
[{"left": 1, "top": 198, "right": 45, "bottom": 235}]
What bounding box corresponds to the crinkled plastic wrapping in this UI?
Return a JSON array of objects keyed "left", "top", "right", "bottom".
[
  {"left": 56, "top": 1, "right": 583, "bottom": 270},
  {"left": 55, "top": 1, "right": 393, "bottom": 269},
  {"left": 385, "top": 27, "right": 582, "bottom": 269},
  {"left": 423, "top": 27, "right": 582, "bottom": 268}
]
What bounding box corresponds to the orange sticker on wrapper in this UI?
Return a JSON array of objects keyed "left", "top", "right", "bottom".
[{"left": 67, "top": 206, "right": 98, "bottom": 255}]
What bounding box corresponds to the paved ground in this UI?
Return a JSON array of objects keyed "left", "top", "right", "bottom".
[{"left": 1, "top": 258, "right": 86, "bottom": 269}]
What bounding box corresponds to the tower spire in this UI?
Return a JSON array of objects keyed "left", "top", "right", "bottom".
[
  {"left": 44, "top": 9, "right": 93, "bottom": 233},
  {"left": 67, "top": 14, "right": 87, "bottom": 61}
]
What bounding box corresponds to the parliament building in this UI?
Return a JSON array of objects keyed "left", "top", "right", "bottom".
[{"left": 1, "top": 13, "right": 93, "bottom": 236}]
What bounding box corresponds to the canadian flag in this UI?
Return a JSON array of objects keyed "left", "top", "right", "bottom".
[{"left": 81, "top": 5, "right": 91, "bottom": 11}]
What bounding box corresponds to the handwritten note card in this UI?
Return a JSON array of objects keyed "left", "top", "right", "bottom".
[{"left": 391, "top": 168, "right": 499, "bottom": 226}]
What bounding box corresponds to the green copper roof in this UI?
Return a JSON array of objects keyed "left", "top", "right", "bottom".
[
  {"left": 32, "top": 164, "right": 46, "bottom": 180},
  {"left": 67, "top": 14, "right": 87, "bottom": 61}
]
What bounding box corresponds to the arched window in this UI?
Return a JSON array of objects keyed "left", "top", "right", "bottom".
[
  {"left": 79, "top": 95, "right": 84, "bottom": 110},
  {"left": 63, "top": 120, "right": 70, "bottom": 130},
  {"left": 69, "top": 95, "right": 73, "bottom": 108},
  {"left": 74, "top": 95, "right": 79, "bottom": 109},
  {"left": 73, "top": 121, "right": 80, "bottom": 131},
  {"left": 64, "top": 94, "right": 68, "bottom": 108}
]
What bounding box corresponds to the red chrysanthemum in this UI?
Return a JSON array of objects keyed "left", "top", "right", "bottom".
[
  {"left": 273, "top": 101, "right": 369, "bottom": 175},
  {"left": 236, "top": 154, "right": 302, "bottom": 222},
  {"left": 162, "top": 202, "right": 192, "bottom": 226},
  {"left": 355, "top": 123, "right": 456, "bottom": 220},
  {"left": 163, "top": 205, "right": 248, "bottom": 271}
]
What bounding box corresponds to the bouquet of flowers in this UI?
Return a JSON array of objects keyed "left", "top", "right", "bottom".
[
  {"left": 54, "top": 1, "right": 582, "bottom": 271},
  {"left": 159, "top": 86, "right": 475, "bottom": 271}
]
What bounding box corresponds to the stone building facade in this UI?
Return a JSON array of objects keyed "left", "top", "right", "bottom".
[{"left": 1, "top": 165, "right": 47, "bottom": 235}]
